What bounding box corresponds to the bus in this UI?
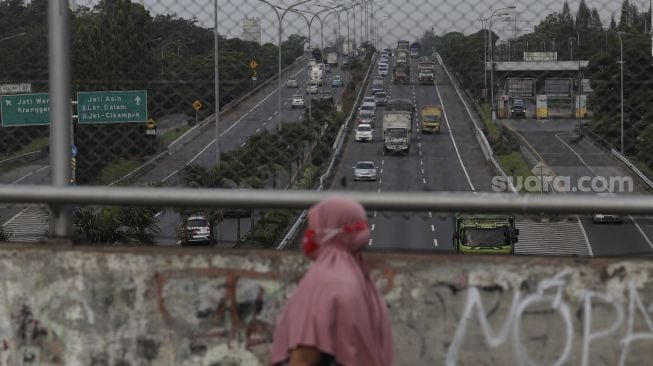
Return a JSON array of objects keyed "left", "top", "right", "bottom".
[{"left": 409, "top": 42, "right": 421, "bottom": 58}]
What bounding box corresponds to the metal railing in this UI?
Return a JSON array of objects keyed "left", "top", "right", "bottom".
[
  {"left": 3, "top": 185, "right": 653, "bottom": 215},
  {"left": 611, "top": 148, "right": 653, "bottom": 190}
]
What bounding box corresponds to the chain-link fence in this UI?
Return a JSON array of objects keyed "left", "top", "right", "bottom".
[{"left": 2, "top": 0, "right": 653, "bottom": 255}]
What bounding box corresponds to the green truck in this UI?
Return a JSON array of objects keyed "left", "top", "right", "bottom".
[{"left": 453, "top": 215, "right": 519, "bottom": 254}]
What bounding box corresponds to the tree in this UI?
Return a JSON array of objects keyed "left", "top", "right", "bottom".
[{"left": 74, "top": 207, "right": 160, "bottom": 244}]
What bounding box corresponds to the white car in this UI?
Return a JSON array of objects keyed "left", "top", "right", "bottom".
[
  {"left": 291, "top": 94, "right": 305, "bottom": 108},
  {"left": 378, "top": 62, "right": 388, "bottom": 69},
  {"left": 361, "top": 102, "right": 376, "bottom": 113},
  {"left": 355, "top": 124, "right": 373, "bottom": 142},
  {"left": 286, "top": 77, "right": 298, "bottom": 88},
  {"left": 353, "top": 161, "right": 378, "bottom": 181},
  {"left": 306, "top": 83, "right": 319, "bottom": 94},
  {"left": 181, "top": 215, "right": 213, "bottom": 245},
  {"left": 378, "top": 67, "right": 389, "bottom": 77},
  {"left": 593, "top": 192, "right": 623, "bottom": 224},
  {"left": 362, "top": 97, "right": 376, "bottom": 108}
]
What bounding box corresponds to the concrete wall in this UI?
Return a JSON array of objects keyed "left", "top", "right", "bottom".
[{"left": 0, "top": 244, "right": 650, "bottom": 365}]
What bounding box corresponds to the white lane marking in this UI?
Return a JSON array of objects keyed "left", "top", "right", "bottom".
[
  {"left": 555, "top": 134, "right": 599, "bottom": 176},
  {"left": 418, "top": 142, "right": 421, "bottom": 148},
  {"left": 298, "top": 116, "right": 303, "bottom": 120},
  {"left": 419, "top": 150, "right": 422, "bottom": 156},
  {"left": 273, "top": 111, "right": 278, "bottom": 115},
  {"left": 374, "top": 211, "right": 377, "bottom": 218},
  {"left": 576, "top": 216, "right": 594, "bottom": 257},
  {"left": 371, "top": 223, "right": 376, "bottom": 231},
  {"left": 256, "top": 128, "right": 261, "bottom": 133},
  {"left": 434, "top": 82, "right": 475, "bottom": 191},
  {"left": 377, "top": 188, "right": 381, "bottom": 192},
  {"left": 433, "top": 239, "right": 439, "bottom": 247},
  {"left": 629, "top": 216, "right": 653, "bottom": 250},
  {"left": 268, "top": 116, "right": 272, "bottom": 121},
  {"left": 421, "top": 169, "right": 425, "bottom": 175},
  {"left": 381, "top": 160, "right": 385, "bottom": 165},
  {"left": 368, "top": 238, "right": 373, "bottom": 246},
  {"left": 2, "top": 207, "right": 29, "bottom": 226},
  {"left": 161, "top": 169, "right": 180, "bottom": 183},
  {"left": 431, "top": 224, "right": 435, "bottom": 232},
  {"left": 241, "top": 142, "right": 247, "bottom": 147},
  {"left": 155, "top": 211, "right": 163, "bottom": 218},
  {"left": 423, "top": 178, "right": 427, "bottom": 184},
  {"left": 379, "top": 178, "right": 382, "bottom": 184},
  {"left": 187, "top": 139, "right": 217, "bottom": 165},
  {"left": 12, "top": 165, "right": 50, "bottom": 184},
  {"left": 420, "top": 160, "right": 423, "bottom": 165},
  {"left": 380, "top": 168, "right": 384, "bottom": 174},
  {"left": 262, "top": 122, "right": 267, "bottom": 126},
  {"left": 429, "top": 211, "right": 433, "bottom": 218}
]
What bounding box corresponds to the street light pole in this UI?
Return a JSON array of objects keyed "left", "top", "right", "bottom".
[
  {"left": 214, "top": 0, "right": 221, "bottom": 165},
  {"left": 618, "top": 31, "right": 624, "bottom": 153}
]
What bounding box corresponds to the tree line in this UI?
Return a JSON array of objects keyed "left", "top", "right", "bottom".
[
  {"left": 0, "top": 0, "right": 305, "bottom": 183},
  {"left": 423, "top": 0, "right": 653, "bottom": 170}
]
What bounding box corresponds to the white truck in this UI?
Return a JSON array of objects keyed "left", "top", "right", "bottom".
[
  {"left": 309, "top": 64, "right": 324, "bottom": 86},
  {"left": 382, "top": 110, "right": 412, "bottom": 154},
  {"left": 326, "top": 52, "right": 338, "bottom": 67}
]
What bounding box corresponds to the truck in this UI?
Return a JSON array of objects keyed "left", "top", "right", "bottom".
[
  {"left": 309, "top": 64, "right": 324, "bottom": 86},
  {"left": 382, "top": 110, "right": 412, "bottom": 154},
  {"left": 409, "top": 42, "right": 421, "bottom": 58},
  {"left": 393, "top": 65, "right": 409, "bottom": 84},
  {"left": 417, "top": 59, "right": 435, "bottom": 84},
  {"left": 396, "top": 51, "right": 409, "bottom": 65},
  {"left": 397, "top": 40, "right": 410, "bottom": 52},
  {"left": 453, "top": 215, "right": 519, "bottom": 254},
  {"left": 342, "top": 41, "right": 354, "bottom": 56},
  {"left": 326, "top": 51, "right": 338, "bottom": 67},
  {"left": 420, "top": 105, "right": 442, "bottom": 134}
]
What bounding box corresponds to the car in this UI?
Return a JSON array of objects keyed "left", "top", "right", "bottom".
[
  {"left": 332, "top": 75, "right": 343, "bottom": 87},
  {"left": 378, "top": 62, "right": 388, "bottom": 69},
  {"left": 352, "top": 161, "right": 378, "bottom": 181},
  {"left": 363, "top": 96, "right": 376, "bottom": 106},
  {"left": 181, "top": 215, "right": 214, "bottom": 245},
  {"left": 306, "top": 83, "right": 319, "bottom": 94},
  {"left": 371, "top": 82, "right": 384, "bottom": 94},
  {"left": 325, "top": 64, "right": 331, "bottom": 73},
  {"left": 378, "top": 67, "right": 389, "bottom": 77},
  {"left": 358, "top": 109, "right": 376, "bottom": 127},
  {"left": 320, "top": 90, "right": 334, "bottom": 103},
  {"left": 286, "top": 76, "right": 298, "bottom": 88},
  {"left": 593, "top": 193, "right": 623, "bottom": 224},
  {"left": 291, "top": 94, "right": 305, "bottom": 108},
  {"left": 355, "top": 123, "right": 373, "bottom": 142},
  {"left": 308, "top": 58, "right": 316, "bottom": 66},
  {"left": 372, "top": 76, "right": 383, "bottom": 84},
  {"left": 374, "top": 92, "right": 388, "bottom": 106},
  {"left": 510, "top": 105, "right": 526, "bottom": 118},
  {"left": 361, "top": 101, "right": 376, "bottom": 113}
]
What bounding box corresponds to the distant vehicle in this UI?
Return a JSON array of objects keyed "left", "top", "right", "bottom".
[
  {"left": 286, "top": 76, "right": 298, "bottom": 88},
  {"left": 325, "top": 47, "right": 339, "bottom": 66},
  {"left": 291, "top": 94, "right": 305, "bottom": 108},
  {"left": 397, "top": 40, "right": 410, "bottom": 52},
  {"left": 320, "top": 90, "right": 334, "bottom": 103},
  {"left": 510, "top": 105, "right": 526, "bottom": 118},
  {"left": 331, "top": 75, "right": 343, "bottom": 87},
  {"left": 420, "top": 105, "right": 442, "bottom": 134},
  {"left": 453, "top": 215, "right": 518, "bottom": 254},
  {"left": 372, "top": 83, "right": 384, "bottom": 94},
  {"left": 393, "top": 65, "right": 409, "bottom": 84},
  {"left": 383, "top": 48, "right": 393, "bottom": 56},
  {"left": 409, "top": 42, "right": 421, "bottom": 58},
  {"left": 378, "top": 67, "right": 389, "bottom": 77},
  {"left": 358, "top": 108, "right": 376, "bottom": 127},
  {"left": 355, "top": 123, "right": 373, "bottom": 142},
  {"left": 361, "top": 101, "right": 376, "bottom": 113},
  {"left": 363, "top": 96, "right": 376, "bottom": 107},
  {"left": 308, "top": 58, "right": 316, "bottom": 66},
  {"left": 342, "top": 41, "right": 354, "bottom": 56},
  {"left": 352, "top": 161, "right": 378, "bottom": 181},
  {"left": 306, "top": 82, "right": 319, "bottom": 94},
  {"left": 325, "top": 64, "right": 331, "bottom": 73},
  {"left": 181, "top": 215, "right": 214, "bottom": 245},
  {"left": 382, "top": 110, "right": 412, "bottom": 154},
  {"left": 396, "top": 51, "right": 409, "bottom": 65},
  {"left": 374, "top": 92, "right": 388, "bottom": 106},
  {"left": 373, "top": 76, "right": 384, "bottom": 84},
  {"left": 593, "top": 192, "right": 623, "bottom": 224},
  {"left": 309, "top": 64, "right": 324, "bottom": 86}
]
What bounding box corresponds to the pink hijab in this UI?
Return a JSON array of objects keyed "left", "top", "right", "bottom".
[{"left": 271, "top": 196, "right": 394, "bottom": 366}]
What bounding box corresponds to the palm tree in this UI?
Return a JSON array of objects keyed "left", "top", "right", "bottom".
[
  {"left": 180, "top": 164, "right": 226, "bottom": 244},
  {"left": 74, "top": 206, "right": 160, "bottom": 244}
]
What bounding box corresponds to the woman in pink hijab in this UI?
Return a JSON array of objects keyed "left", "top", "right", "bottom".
[{"left": 271, "top": 196, "right": 394, "bottom": 366}]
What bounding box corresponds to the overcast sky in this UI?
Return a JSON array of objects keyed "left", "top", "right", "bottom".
[{"left": 73, "top": 0, "right": 651, "bottom": 48}]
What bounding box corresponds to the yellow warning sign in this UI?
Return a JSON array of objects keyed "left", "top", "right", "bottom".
[
  {"left": 146, "top": 118, "right": 156, "bottom": 129},
  {"left": 249, "top": 60, "right": 258, "bottom": 69},
  {"left": 193, "top": 100, "right": 202, "bottom": 111}
]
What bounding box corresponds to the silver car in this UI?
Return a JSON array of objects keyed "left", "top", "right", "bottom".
[
  {"left": 286, "top": 77, "right": 298, "bottom": 88},
  {"left": 353, "top": 161, "right": 378, "bottom": 181},
  {"left": 306, "top": 83, "right": 319, "bottom": 94},
  {"left": 181, "top": 215, "right": 214, "bottom": 245}
]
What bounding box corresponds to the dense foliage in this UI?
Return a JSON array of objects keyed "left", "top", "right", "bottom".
[{"left": 0, "top": 0, "right": 305, "bottom": 182}]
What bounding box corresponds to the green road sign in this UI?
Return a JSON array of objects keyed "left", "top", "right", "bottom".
[
  {"left": 77, "top": 90, "right": 147, "bottom": 124},
  {"left": 0, "top": 93, "right": 50, "bottom": 126}
]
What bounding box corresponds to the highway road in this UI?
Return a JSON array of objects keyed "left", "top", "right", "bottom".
[
  {"left": 332, "top": 55, "right": 496, "bottom": 252},
  {"left": 147, "top": 58, "right": 353, "bottom": 245},
  {"left": 501, "top": 119, "right": 653, "bottom": 256}
]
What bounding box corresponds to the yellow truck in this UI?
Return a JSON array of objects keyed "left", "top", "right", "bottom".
[{"left": 420, "top": 105, "right": 442, "bottom": 134}]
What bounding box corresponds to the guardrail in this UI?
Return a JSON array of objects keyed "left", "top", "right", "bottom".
[
  {"left": 0, "top": 151, "right": 42, "bottom": 167},
  {"left": 110, "top": 54, "right": 308, "bottom": 186},
  {"left": 435, "top": 53, "right": 518, "bottom": 194},
  {"left": 611, "top": 148, "right": 653, "bottom": 190},
  {"left": 277, "top": 52, "right": 377, "bottom": 250}
]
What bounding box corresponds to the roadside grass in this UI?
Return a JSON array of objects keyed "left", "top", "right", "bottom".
[
  {"left": 159, "top": 126, "right": 191, "bottom": 146},
  {"left": 95, "top": 158, "right": 141, "bottom": 185},
  {"left": 0, "top": 137, "right": 49, "bottom": 161}
]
